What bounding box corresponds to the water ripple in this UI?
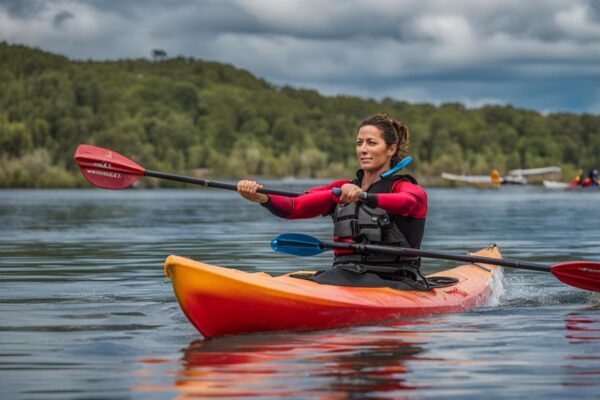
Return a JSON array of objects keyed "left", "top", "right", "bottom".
[{"left": 1, "top": 187, "right": 599, "bottom": 399}]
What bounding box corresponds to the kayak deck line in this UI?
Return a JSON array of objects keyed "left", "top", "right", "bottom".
[
  {"left": 469, "top": 262, "right": 493, "bottom": 272},
  {"left": 164, "top": 245, "right": 502, "bottom": 338}
]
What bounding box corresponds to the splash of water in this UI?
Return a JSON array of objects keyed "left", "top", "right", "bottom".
[
  {"left": 495, "top": 271, "right": 595, "bottom": 307},
  {"left": 484, "top": 267, "right": 505, "bottom": 307}
]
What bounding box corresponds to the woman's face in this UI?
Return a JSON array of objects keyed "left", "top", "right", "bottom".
[{"left": 356, "top": 125, "right": 396, "bottom": 173}]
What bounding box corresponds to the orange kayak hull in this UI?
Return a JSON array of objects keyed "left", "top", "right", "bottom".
[{"left": 164, "top": 245, "right": 502, "bottom": 338}]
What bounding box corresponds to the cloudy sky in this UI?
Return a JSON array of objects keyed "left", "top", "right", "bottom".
[{"left": 1, "top": 0, "right": 600, "bottom": 114}]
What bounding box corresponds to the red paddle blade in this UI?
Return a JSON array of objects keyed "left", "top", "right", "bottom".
[
  {"left": 74, "top": 144, "right": 145, "bottom": 189},
  {"left": 551, "top": 261, "right": 600, "bottom": 292}
]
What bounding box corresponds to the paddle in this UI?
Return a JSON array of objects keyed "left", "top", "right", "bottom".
[
  {"left": 381, "top": 156, "right": 413, "bottom": 178},
  {"left": 73, "top": 144, "right": 300, "bottom": 196},
  {"left": 271, "top": 233, "right": 600, "bottom": 293}
]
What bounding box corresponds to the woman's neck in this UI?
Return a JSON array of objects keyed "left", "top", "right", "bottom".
[{"left": 361, "top": 166, "right": 388, "bottom": 190}]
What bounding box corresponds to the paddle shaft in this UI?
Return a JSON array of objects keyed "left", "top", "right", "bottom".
[
  {"left": 321, "top": 241, "right": 551, "bottom": 273},
  {"left": 144, "top": 170, "right": 301, "bottom": 197}
]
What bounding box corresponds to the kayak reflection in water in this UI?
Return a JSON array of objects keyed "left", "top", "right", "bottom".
[{"left": 237, "top": 114, "right": 429, "bottom": 291}]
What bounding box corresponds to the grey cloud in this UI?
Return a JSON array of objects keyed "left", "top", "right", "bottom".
[
  {"left": 479, "top": 13, "right": 564, "bottom": 42},
  {"left": 1, "top": 0, "right": 46, "bottom": 19},
  {"left": 53, "top": 10, "right": 73, "bottom": 27},
  {"left": 589, "top": 0, "right": 600, "bottom": 21},
  {"left": 148, "top": 2, "right": 262, "bottom": 39},
  {"left": 0, "top": 0, "right": 599, "bottom": 112}
]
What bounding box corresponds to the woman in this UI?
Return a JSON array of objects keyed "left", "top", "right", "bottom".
[{"left": 237, "top": 114, "right": 428, "bottom": 290}]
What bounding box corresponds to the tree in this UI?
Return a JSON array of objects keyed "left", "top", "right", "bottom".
[
  {"left": 152, "top": 49, "right": 167, "bottom": 62},
  {"left": 1, "top": 42, "right": 599, "bottom": 187}
]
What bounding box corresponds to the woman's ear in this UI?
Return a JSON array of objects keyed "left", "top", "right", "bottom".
[{"left": 387, "top": 143, "right": 397, "bottom": 157}]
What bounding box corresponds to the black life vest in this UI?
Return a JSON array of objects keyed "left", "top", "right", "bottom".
[{"left": 330, "top": 172, "right": 426, "bottom": 279}]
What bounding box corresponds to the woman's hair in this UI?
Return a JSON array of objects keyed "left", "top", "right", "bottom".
[{"left": 357, "top": 113, "right": 409, "bottom": 167}]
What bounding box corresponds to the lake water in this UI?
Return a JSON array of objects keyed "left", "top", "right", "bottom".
[{"left": 1, "top": 185, "right": 599, "bottom": 399}]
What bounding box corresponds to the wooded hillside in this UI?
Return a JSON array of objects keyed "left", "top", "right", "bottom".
[{"left": 1, "top": 42, "right": 598, "bottom": 187}]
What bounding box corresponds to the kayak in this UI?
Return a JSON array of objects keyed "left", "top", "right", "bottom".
[
  {"left": 164, "top": 245, "right": 502, "bottom": 338},
  {"left": 544, "top": 180, "right": 600, "bottom": 190}
]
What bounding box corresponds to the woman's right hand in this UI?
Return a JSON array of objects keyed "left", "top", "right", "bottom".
[
  {"left": 237, "top": 180, "right": 269, "bottom": 204},
  {"left": 339, "top": 183, "right": 363, "bottom": 203}
]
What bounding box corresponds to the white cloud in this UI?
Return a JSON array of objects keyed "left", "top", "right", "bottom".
[{"left": 555, "top": 4, "right": 600, "bottom": 41}]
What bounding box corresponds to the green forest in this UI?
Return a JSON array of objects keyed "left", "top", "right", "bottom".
[{"left": 1, "top": 42, "right": 599, "bottom": 188}]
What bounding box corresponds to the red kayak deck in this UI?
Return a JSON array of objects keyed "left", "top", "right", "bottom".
[{"left": 164, "top": 245, "right": 502, "bottom": 338}]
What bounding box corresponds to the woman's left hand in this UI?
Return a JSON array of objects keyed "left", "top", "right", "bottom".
[{"left": 339, "top": 183, "right": 363, "bottom": 203}]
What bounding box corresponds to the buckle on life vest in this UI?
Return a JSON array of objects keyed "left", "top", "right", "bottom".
[{"left": 378, "top": 213, "right": 392, "bottom": 229}]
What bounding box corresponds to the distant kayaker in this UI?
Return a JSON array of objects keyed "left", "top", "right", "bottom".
[
  {"left": 585, "top": 169, "right": 599, "bottom": 187},
  {"left": 237, "top": 113, "right": 429, "bottom": 291},
  {"left": 572, "top": 169, "right": 584, "bottom": 186}
]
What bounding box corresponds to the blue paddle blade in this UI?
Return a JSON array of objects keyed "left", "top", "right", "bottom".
[{"left": 271, "top": 233, "right": 327, "bottom": 256}]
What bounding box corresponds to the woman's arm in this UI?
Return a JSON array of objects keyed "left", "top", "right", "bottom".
[
  {"left": 371, "top": 181, "right": 427, "bottom": 218},
  {"left": 262, "top": 179, "right": 350, "bottom": 219}
]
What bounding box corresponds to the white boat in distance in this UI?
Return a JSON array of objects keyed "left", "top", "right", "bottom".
[
  {"left": 543, "top": 180, "right": 569, "bottom": 189},
  {"left": 442, "top": 166, "right": 561, "bottom": 187}
]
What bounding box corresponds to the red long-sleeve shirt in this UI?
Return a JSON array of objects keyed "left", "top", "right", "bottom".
[{"left": 262, "top": 179, "right": 427, "bottom": 219}]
